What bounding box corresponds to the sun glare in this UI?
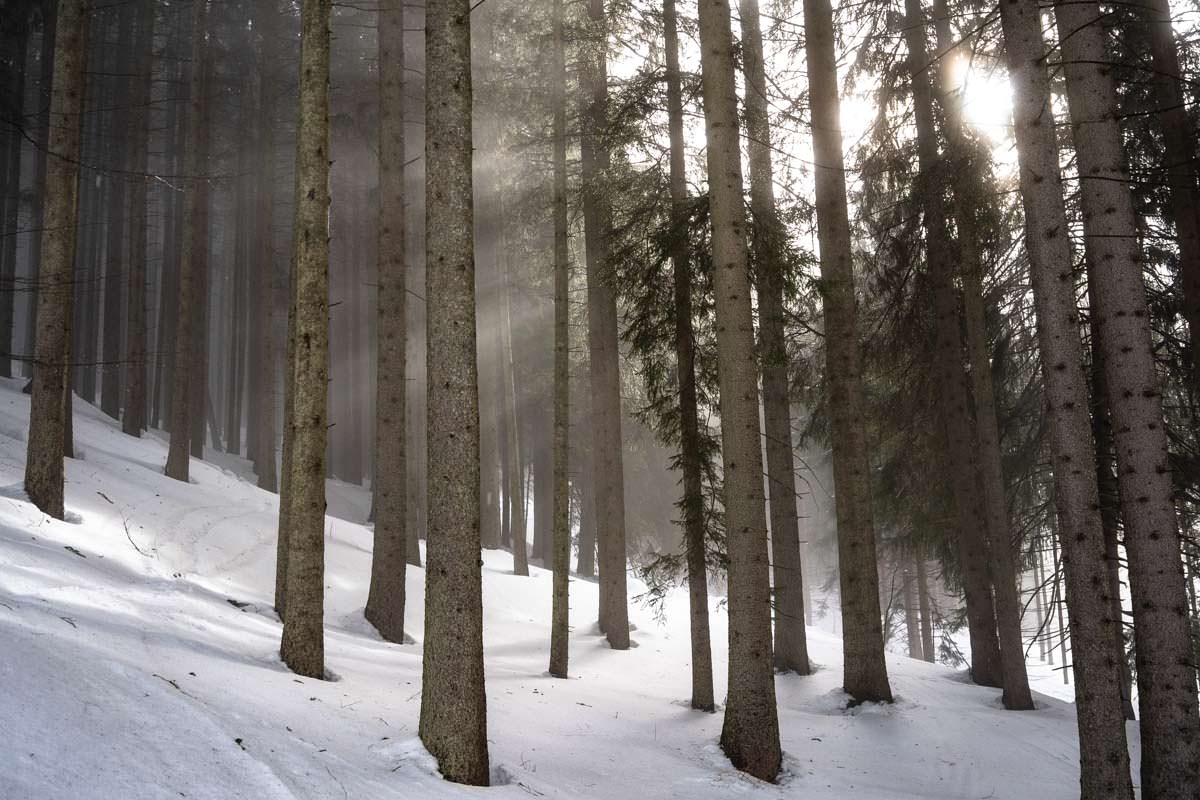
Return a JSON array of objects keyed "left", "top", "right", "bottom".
[{"left": 958, "top": 61, "right": 1014, "bottom": 143}]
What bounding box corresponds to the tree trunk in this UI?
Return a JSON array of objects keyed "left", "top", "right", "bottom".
[
  {"left": 252, "top": 6, "right": 278, "bottom": 493},
  {"left": 994, "top": 0, "right": 1135, "bottom": 793},
  {"left": 0, "top": 24, "right": 26, "bottom": 379},
  {"left": 24, "top": 8, "right": 56, "bottom": 381},
  {"left": 579, "top": 0, "right": 629, "bottom": 649},
  {"left": 903, "top": 559, "right": 923, "bottom": 660},
  {"left": 365, "top": 0, "right": 408, "bottom": 645},
  {"left": 1086, "top": 272, "right": 1138, "bottom": 721},
  {"left": 575, "top": 443, "right": 595, "bottom": 576},
  {"left": 278, "top": 0, "right": 332, "bottom": 681},
  {"left": 664, "top": 0, "right": 714, "bottom": 712},
  {"left": 1134, "top": 0, "right": 1200, "bottom": 386},
  {"left": 24, "top": 0, "right": 87, "bottom": 520},
  {"left": 737, "top": 0, "right": 810, "bottom": 677},
  {"left": 803, "top": 0, "right": 892, "bottom": 704},
  {"left": 100, "top": 7, "right": 133, "bottom": 421},
  {"left": 122, "top": 0, "right": 153, "bottom": 437},
  {"left": 905, "top": 0, "right": 1026, "bottom": 706},
  {"left": 225, "top": 141, "right": 249, "bottom": 455},
  {"left": 419, "top": 0, "right": 490, "bottom": 785},
  {"left": 165, "top": 0, "right": 210, "bottom": 482},
  {"left": 153, "top": 40, "right": 186, "bottom": 431},
  {"left": 916, "top": 553, "right": 935, "bottom": 662},
  {"left": 927, "top": 0, "right": 1032, "bottom": 708},
  {"left": 695, "top": 0, "right": 781, "bottom": 781},
  {"left": 548, "top": 0, "right": 571, "bottom": 681},
  {"left": 502, "top": 240, "right": 528, "bottom": 577},
  {"left": 1052, "top": 1, "right": 1200, "bottom": 792}
]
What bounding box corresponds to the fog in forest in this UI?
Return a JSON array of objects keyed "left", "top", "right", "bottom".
[{"left": 2, "top": 0, "right": 1199, "bottom": 796}]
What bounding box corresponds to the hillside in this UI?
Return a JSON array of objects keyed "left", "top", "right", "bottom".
[{"left": 0, "top": 379, "right": 1134, "bottom": 799}]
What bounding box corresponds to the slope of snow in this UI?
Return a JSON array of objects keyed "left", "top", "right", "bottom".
[{"left": 0, "top": 379, "right": 1136, "bottom": 799}]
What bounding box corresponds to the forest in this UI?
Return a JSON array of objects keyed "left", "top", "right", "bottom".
[{"left": 0, "top": 0, "right": 1198, "bottom": 797}]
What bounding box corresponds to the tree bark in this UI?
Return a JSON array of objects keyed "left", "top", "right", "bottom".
[
  {"left": 994, "top": 0, "right": 1135, "bottom": 793},
  {"left": 502, "top": 239, "right": 528, "bottom": 576},
  {"left": 278, "top": 0, "right": 332, "bottom": 681},
  {"left": 694, "top": 0, "right": 781, "bottom": 781},
  {"left": 803, "top": 0, "right": 892, "bottom": 704},
  {"left": 419, "top": 0, "right": 490, "bottom": 784},
  {"left": 122, "top": 0, "right": 153, "bottom": 437},
  {"left": 548, "top": 0, "right": 571, "bottom": 681},
  {"left": 664, "top": 0, "right": 714, "bottom": 712},
  {"left": 252, "top": 5, "right": 278, "bottom": 493},
  {"left": 1134, "top": 0, "right": 1200, "bottom": 386},
  {"left": 1086, "top": 272, "right": 1137, "bottom": 721},
  {"left": 579, "top": 0, "right": 629, "bottom": 648},
  {"left": 916, "top": 553, "right": 935, "bottom": 662},
  {"left": 100, "top": 6, "right": 133, "bottom": 421},
  {"left": 165, "top": 0, "right": 210, "bottom": 482},
  {"left": 1052, "top": 1, "right": 1200, "bottom": 791},
  {"left": 0, "top": 22, "right": 26, "bottom": 379},
  {"left": 903, "top": 559, "right": 923, "bottom": 660},
  {"left": 737, "top": 0, "right": 810, "bottom": 677},
  {"left": 906, "top": 0, "right": 1027, "bottom": 706},
  {"left": 24, "top": 0, "right": 87, "bottom": 520},
  {"left": 23, "top": 8, "right": 56, "bottom": 381},
  {"left": 929, "top": 0, "right": 1032, "bottom": 708},
  {"left": 365, "top": 0, "right": 408, "bottom": 645}
]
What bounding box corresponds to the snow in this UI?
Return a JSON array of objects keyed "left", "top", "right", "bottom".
[{"left": 0, "top": 378, "right": 1137, "bottom": 798}]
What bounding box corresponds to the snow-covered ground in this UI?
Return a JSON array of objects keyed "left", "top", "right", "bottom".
[{"left": 0, "top": 378, "right": 1137, "bottom": 799}]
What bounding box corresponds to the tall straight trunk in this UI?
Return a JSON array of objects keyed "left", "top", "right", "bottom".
[
  {"left": 122, "top": 0, "right": 154, "bottom": 437},
  {"left": 153, "top": 46, "right": 186, "bottom": 431},
  {"left": 189, "top": 186, "right": 211, "bottom": 458},
  {"left": 737, "top": 0, "right": 809, "bottom": 677},
  {"left": 916, "top": 554, "right": 935, "bottom": 662},
  {"left": 0, "top": 25, "right": 26, "bottom": 379},
  {"left": 503, "top": 244, "right": 528, "bottom": 576},
  {"left": 1051, "top": 537, "right": 1069, "bottom": 685},
  {"left": 1135, "top": 0, "right": 1200, "bottom": 381},
  {"left": 24, "top": 8, "right": 56, "bottom": 381},
  {"left": 1053, "top": 1, "right": 1200, "bottom": 791},
  {"left": 420, "top": 0, "right": 490, "bottom": 785},
  {"left": 1032, "top": 545, "right": 1047, "bottom": 661},
  {"left": 276, "top": 205, "right": 298, "bottom": 613},
  {"left": 579, "top": 0, "right": 629, "bottom": 649},
  {"left": 365, "top": 0, "right": 408, "bottom": 645},
  {"left": 911, "top": 0, "right": 1005, "bottom": 693},
  {"left": 927, "top": 0, "right": 1031, "bottom": 708},
  {"left": 225, "top": 141, "right": 249, "bottom": 455},
  {"left": 548, "top": 0, "right": 571, "bottom": 681},
  {"left": 903, "top": 561, "right": 923, "bottom": 660},
  {"left": 694, "top": 0, "right": 781, "bottom": 781},
  {"left": 905, "top": 0, "right": 1028, "bottom": 707},
  {"left": 995, "top": 0, "right": 1134, "bottom": 794},
  {"left": 664, "top": 0, "right": 714, "bottom": 712},
  {"left": 575, "top": 443, "right": 595, "bottom": 576},
  {"left": 77, "top": 20, "right": 105, "bottom": 408},
  {"left": 1037, "top": 542, "right": 1055, "bottom": 666},
  {"left": 24, "top": 0, "right": 87, "bottom": 520},
  {"left": 278, "top": 0, "right": 332, "bottom": 680},
  {"left": 533, "top": 426, "right": 551, "bottom": 564},
  {"left": 165, "top": 0, "right": 209, "bottom": 482},
  {"left": 252, "top": 8, "right": 278, "bottom": 493},
  {"left": 344, "top": 194, "right": 364, "bottom": 485},
  {"left": 499, "top": 396, "right": 512, "bottom": 550},
  {"left": 1087, "top": 277, "right": 1137, "bottom": 720},
  {"left": 100, "top": 7, "right": 134, "bottom": 420},
  {"left": 803, "top": 0, "right": 892, "bottom": 704}
]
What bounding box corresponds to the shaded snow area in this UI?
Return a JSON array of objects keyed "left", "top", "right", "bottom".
[{"left": 0, "top": 378, "right": 1136, "bottom": 799}]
